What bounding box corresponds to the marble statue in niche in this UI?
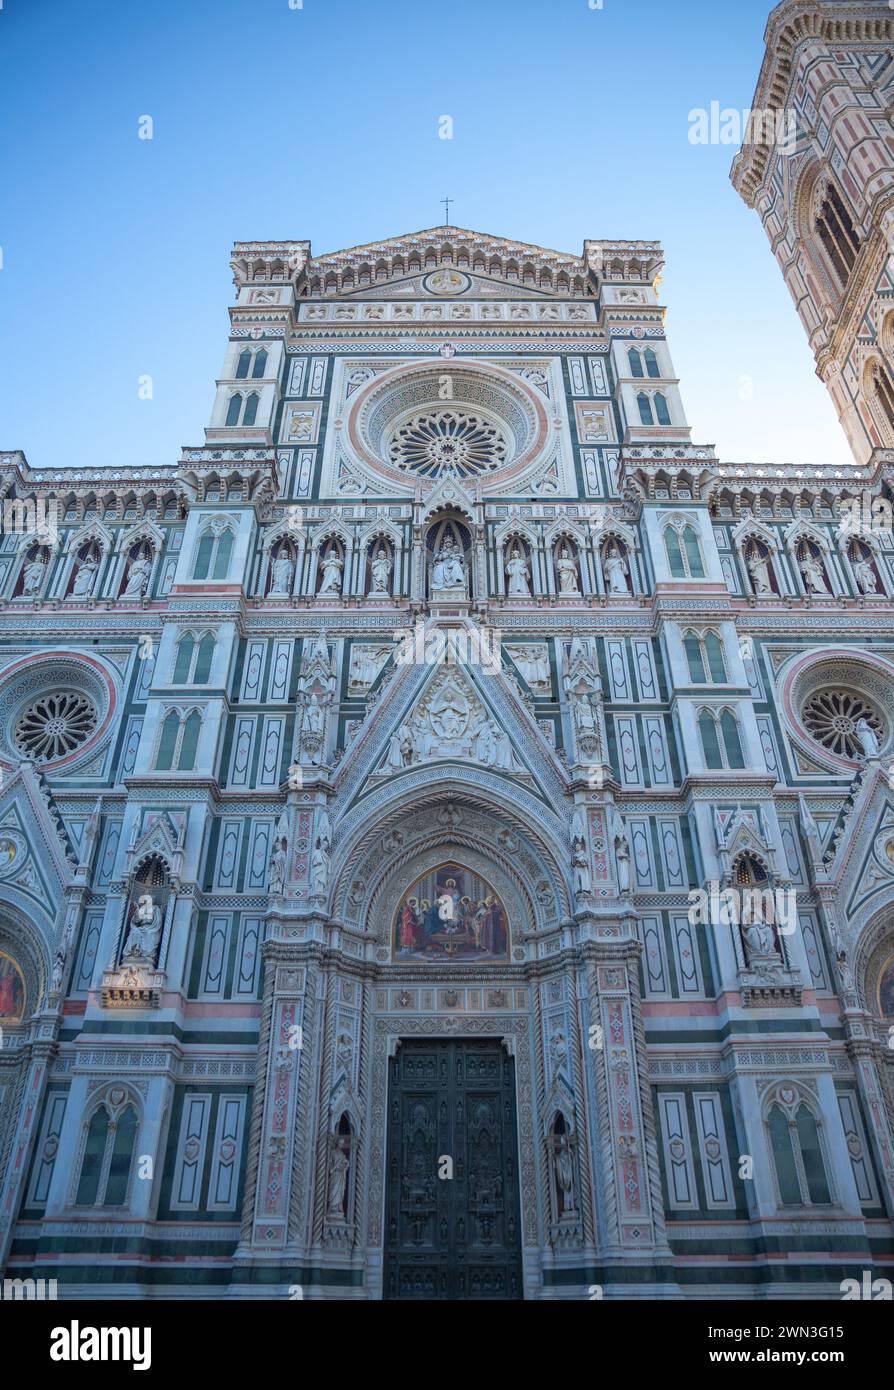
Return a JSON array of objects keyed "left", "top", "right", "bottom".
[
  {"left": 506, "top": 546, "right": 531, "bottom": 597},
  {"left": 71, "top": 547, "right": 99, "bottom": 598},
  {"left": 122, "top": 893, "right": 164, "bottom": 967},
  {"left": 799, "top": 548, "right": 828, "bottom": 595},
  {"left": 602, "top": 544, "right": 629, "bottom": 595},
  {"left": 22, "top": 549, "right": 48, "bottom": 596},
  {"left": 319, "top": 546, "right": 344, "bottom": 595},
  {"left": 270, "top": 544, "right": 295, "bottom": 595},
  {"left": 432, "top": 536, "right": 465, "bottom": 592},
  {"left": 121, "top": 546, "right": 153, "bottom": 600},
  {"left": 369, "top": 546, "right": 392, "bottom": 596}
]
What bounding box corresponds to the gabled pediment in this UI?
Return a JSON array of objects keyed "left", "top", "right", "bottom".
[
  {"left": 330, "top": 622, "right": 569, "bottom": 815},
  {"left": 0, "top": 763, "right": 76, "bottom": 933},
  {"left": 307, "top": 225, "right": 592, "bottom": 300}
]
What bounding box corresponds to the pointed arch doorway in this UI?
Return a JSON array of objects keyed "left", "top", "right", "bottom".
[{"left": 382, "top": 1037, "right": 524, "bottom": 1300}]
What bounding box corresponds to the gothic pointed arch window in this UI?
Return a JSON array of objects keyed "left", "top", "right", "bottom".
[
  {"left": 251, "top": 348, "right": 267, "bottom": 379},
  {"left": 698, "top": 709, "right": 723, "bottom": 769},
  {"left": 192, "top": 633, "right": 215, "bottom": 684},
  {"left": 172, "top": 632, "right": 195, "bottom": 683},
  {"left": 179, "top": 711, "right": 201, "bottom": 770},
  {"left": 224, "top": 391, "right": 259, "bottom": 428},
  {"left": 653, "top": 392, "right": 671, "bottom": 426},
  {"left": 192, "top": 525, "right": 234, "bottom": 581},
  {"left": 74, "top": 1096, "right": 140, "bottom": 1208},
  {"left": 156, "top": 710, "right": 180, "bottom": 770},
  {"left": 664, "top": 520, "right": 705, "bottom": 579},
  {"left": 814, "top": 178, "right": 860, "bottom": 289},
  {"left": 643, "top": 347, "right": 660, "bottom": 378},
  {"left": 766, "top": 1089, "right": 832, "bottom": 1208},
  {"left": 628, "top": 347, "right": 644, "bottom": 378},
  {"left": 155, "top": 707, "right": 202, "bottom": 771},
  {"left": 173, "top": 631, "right": 214, "bottom": 686},
  {"left": 637, "top": 391, "right": 653, "bottom": 425},
  {"left": 235, "top": 349, "right": 252, "bottom": 380},
  {"left": 719, "top": 708, "right": 746, "bottom": 768},
  {"left": 698, "top": 707, "right": 745, "bottom": 769},
  {"left": 684, "top": 630, "right": 727, "bottom": 684}
]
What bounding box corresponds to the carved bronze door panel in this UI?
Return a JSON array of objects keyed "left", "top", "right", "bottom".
[{"left": 383, "top": 1039, "right": 523, "bottom": 1300}]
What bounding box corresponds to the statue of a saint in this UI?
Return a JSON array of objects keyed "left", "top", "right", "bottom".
[
  {"left": 318, "top": 547, "right": 343, "bottom": 595},
  {"left": 72, "top": 551, "right": 99, "bottom": 598},
  {"left": 556, "top": 549, "right": 580, "bottom": 595},
  {"left": 505, "top": 546, "right": 531, "bottom": 597},
  {"left": 747, "top": 551, "right": 772, "bottom": 596},
  {"left": 852, "top": 554, "right": 878, "bottom": 595},
  {"left": 603, "top": 544, "right": 629, "bottom": 595},
  {"left": 554, "top": 1133, "right": 575, "bottom": 1214},
  {"left": 489, "top": 722, "right": 516, "bottom": 770},
  {"left": 613, "top": 812, "right": 631, "bottom": 894},
  {"left": 270, "top": 547, "right": 294, "bottom": 595},
  {"left": 310, "top": 836, "right": 330, "bottom": 897},
  {"left": 122, "top": 893, "right": 164, "bottom": 966},
  {"left": 369, "top": 547, "right": 392, "bottom": 597},
  {"left": 855, "top": 717, "right": 880, "bottom": 758},
  {"left": 22, "top": 551, "right": 47, "bottom": 596},
  {"left": 741, "top": 920, "right": 778, "bottom": 964},
  {"left": 121, "top": 549, "right": 152, "bottom": 600},
  {"left": 327, "top": 1136, "right": 350, "bottom": 1216},
  {"left": 268, "top": 835, "right": 287, "bottom": 896},
  {"left": 800, "top": 552, "right": 828, "bottom": 595},
  {"left": 571, "top": 837, "right": 591, "bottom": 896}
]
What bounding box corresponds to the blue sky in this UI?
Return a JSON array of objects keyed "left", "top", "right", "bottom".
[{"left": 0, "top": 0, "right": 852, "bottom": 470}]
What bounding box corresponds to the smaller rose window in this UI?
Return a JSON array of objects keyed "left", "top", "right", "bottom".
[
  {"left": 14, "top": 691, "right": 98, "bottom": 761},
  {"left": 388, "top": 410, "right": 509, "bottom": 479},
  {"left": 801, "top": 688, "right": 884, "bottom": 760}
]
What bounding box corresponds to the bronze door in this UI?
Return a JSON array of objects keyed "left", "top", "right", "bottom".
[{"left": 383, "top": 1038, "right": 523, "bottom": 1300}]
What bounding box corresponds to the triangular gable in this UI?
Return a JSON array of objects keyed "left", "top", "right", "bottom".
[
  {"left": 0, "top": 764, "right": 76, "bottom": 932},
  {"left": 331, "top": 624, "right": 568, "bottom": 816}
]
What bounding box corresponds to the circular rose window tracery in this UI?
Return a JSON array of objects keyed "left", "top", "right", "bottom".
[
  {"left": 801, "top": 688, "right": 884, "bottom": 760},
  {"left": 388, "top": 409, "right": 509, "bottom": 478},
  {"left": 14, "top": 691, "right": 98, "bottom": 761},
  {"left": 345, "top": 360, "right": 550, "bottom": 492}
]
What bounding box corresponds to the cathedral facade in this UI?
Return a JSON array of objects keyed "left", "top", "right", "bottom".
[{"left": 1, "top": 7, "right": 894, "bottom": 1301}]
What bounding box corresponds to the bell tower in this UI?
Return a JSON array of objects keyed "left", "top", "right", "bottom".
[{"left": 731, "top": 0, "right": 894, "bottom": 464}]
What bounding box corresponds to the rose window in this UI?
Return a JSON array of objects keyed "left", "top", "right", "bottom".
[
  {"left": 387, "top": 410, "right": 509, "bottom": 479},
  {"left": 801, "top": 688, "right": 884, "bottom": 760},
  {"left": 14, "top": 691, "right": 98, "bottom": 761}
]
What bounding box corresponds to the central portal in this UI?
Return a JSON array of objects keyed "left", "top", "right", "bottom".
[{"left": 383, "top": 1039, "right": 524, "bottom": 1300}]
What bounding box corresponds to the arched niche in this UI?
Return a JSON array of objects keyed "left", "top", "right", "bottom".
[{"left": 331, "top": 787, "right": 569, "bottom": 958}]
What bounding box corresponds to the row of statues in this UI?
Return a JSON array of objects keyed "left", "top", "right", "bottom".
[
  {"left": 20, "top": 545, "right": 153, "bottom": 600},
  {"left": 746, "top": 545, "right": 879, "bottom": 597},
  {"left": 272, "top": 537, "right": 632, "bottom": 601}
]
